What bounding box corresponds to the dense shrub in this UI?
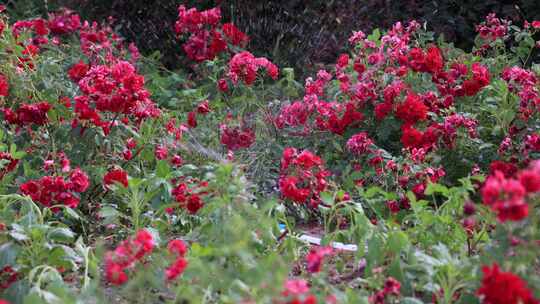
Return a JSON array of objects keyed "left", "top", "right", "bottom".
[{"left": 6, "top": 0, "right": 540, "bottom": 73}]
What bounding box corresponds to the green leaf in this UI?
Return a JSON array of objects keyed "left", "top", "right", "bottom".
[
  {"left": 23, "top": 292, "right": 47, "bottom": 304},
  {"left": 128, "top": 177, "right": 143, "bottom": 189},
  {"left": 32, "top": 288, "right": 61, "bottom": 304},
  {"left": 30, "top": 225, "right": 48, "bottom": 240},
  {"left": 0, "top": 242, "right": 20, "bottom": 267},
  {"left": 98, "top": 206, "right": 119, "bottom": 225},
  {"left": 320, "top": 192, "right": 333, "bottom": 205},
  {"left": 9, "top": 143, "right": 17, "bottom": 155},
  {"left": 47, "top": 228, "right": 75, "bottom": 243},
  {"left": 388, "top": 231, "right": 409, "bottom": 254},
  {"left": 48, "top": 245, "right": 81, "bottom": 270},
  {"left": 368, "top": 28, "right": 381, "bottom": 42},
  {"left": 401, "top": 298, "right": 425, "bottom": 304},
  {"left": 182, "top": 164, "right": 198, "bottom": 171},
  {"left": 425, "top": 183, "right": 449, "bottom": 196},
  {"left": 190, "top": 242, "right": 214, "bottom": 257},
  {"left": 156, "top": 160, "right": 171, "bottom": 179},
  {"left": 388, "top": 257, "right": 405, "bottom": 288},
  {"left": 62, "top": 207, "right": 80, "bottom": 220},
  {"left": 366, "top": 234, "right": 384, "bottom": 275},
  {"left": 9, "top": 230, "right": 29, "bottom": 242},
  {"left": 364, "top": 186, "right": 384, "bottom": 198},
  {"left": 11, "top": 151, "right": 26, "bottom": 160}
]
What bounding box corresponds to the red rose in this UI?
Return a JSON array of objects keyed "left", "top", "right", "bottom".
[
  {"left": 68, "top": 60, "right": 89, "bottom": 83},
  {"left": 477, "top": 263, "right": 538, "bottom": 304},
  {"left": 222, "top": 22, "right": 249, "bottom": 46},
  {"left": 196, "top": 100, "right": 211, "bottom": 114},
  {"left": 104, "top": 169, "right": 128, "bottom": 188},
  {"left": 187, "top": 111, "right": 197, "bottom": 128},
  {"left": 69, "top": 168, "right": 90, "bottom": 192},
  {"left": 396, "top": 93, "right": 428, "bottom": 124},
  {"left": 217, "top": 79, "right": 228, "bottom": 92},
  {"left": 425, "top": 46, "right": 444, "bottom": 74},
  {"left": 0, "top": 74, "right": 9, "bottom": 97},
  {"left": 167, "top": 239, "right": 187, "bottom": 256}
]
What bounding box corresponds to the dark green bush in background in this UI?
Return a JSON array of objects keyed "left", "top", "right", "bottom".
[{"left": 3, "top": 0, "right": 540, "bottom": 73}]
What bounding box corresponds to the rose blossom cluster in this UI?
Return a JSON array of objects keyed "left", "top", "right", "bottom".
[
  {"left": 481, "top": 160, "right": 540, "bottom": 222},
  {"left": 476, "top": 263, "right": 539, "bottom": 304},
  {"left": 155, "top": 145, "right": 182, "bottom": 172},
  {"left": 276, "top": 35, "right": 488, "bottom": 154},
  {"left": 388, "top": 164, "right": 445, "bottom": 202},
  {"left": 174, "top": 5, "right": 248, "bottom": 62},
  {"left": 220, "top": 123, "right": 255, "bottom": 151},
  {"left": 103, "top": 168, "right": 129, "bottom": 188},
  {"left": 14, "top": 10, "right": 80, "bottom": 39},
  {"left": 475, "top": 13, "right": 510, "bottom": 42},
  {"left": 12, "top": 18, "right": 50, "bottom": 47},
  {"left": 165, "top": 118, "right": 186, "bottom": 141},
  {"left": 19, "top": 156, "right": 89, "bottom": 209},
  {"left": 3, "top": 101, "right": 52, "bottom": 127},
  {"left": 165, "top": 239, "right": 188, "bottom": 281},
  {"left": 433, "top": 62, "right": 491, "bottom": 97},
  {"left": 47, "top": 9, "right": 81, "bottom": 35},
  {"left": 501, "top": 66, "right": 539, "bottom": 120},
  {"left": 104, "top": 229, "right": 155, "bottom": 285},
  {"left": 276, "top": 69, "right": 363, "bottom": 136},
  {"left": 440, "top": 114, "right": 478, "bottom": 146},
  {"left": 278, "top": 148, "right": 330, "bottom": 207},
  {"left": 0, "top": 152, "right": 18, "bottom": 180},
  {"left": 72, "top": 60, "right": 160, "bottom": 134},
  {"left": 348, "top": 21, "right": 421, "bottom": 74},
  {"left": 525, "top": 133, "right": 540, "bottom": 154},
  {"left": 391, "top": 91, "right": 433, "bottom": 150},
  {"left": 346, "top": 132, "right": 375, "bottom": 155},
  {"left": 273, "top": 18, "right": 497, "bottom": 218},
  {"left": 120, "top": 137, "right": 137, "bottom": 161},
  {"left": 0, "top": 266, "right": 18, "bottom": 291},
  {"left": 68, "top": 60, "right": 90, "bottom": 82},
  {"left": 400, "top": 112, "right": 478, "bottom": 151},
  {"left": 369, "top": 277, "right": 401, "bottom": 304},
  {"left": 394, "top": 92, "right": 429, "bottom": 125},
  {"left": 224, "top": 51, "right": 279, "bottom": 86},
  {"left": 314, "top": 101, "right": 364, "bottom": 135},
  {"left": 152, "top": 143, "right": 183, "bottom": 168},
  {"left": 0, "top": 74, "right": 8, "bottom": 97},
  {"left": 305, "top": 246, "right": 333, "bottom": 273},
  {"left": 76, "top": 16, "right": 138, "bottom": 63},
  {"left": 407, "top": 46, "right": 444, "bottom": 74},
  {"left": 174, "top": 5, "right": 223, "bottom": 62},
  {"left": 489, "top": 160, "right": 518, "bottom": 178},
  {"left": 461, "top": 63, "right": 492, "bottom": 96},
  {"left": 171, "top": 178, "right": 209, "bottom": 214},
  {"left": 275, "top": 95, "right": 318, "bottom": 132},
  {"left": 8, "top": 10, "right": 84, "bottom": 70},
  {"left": 389, "top": 67, "right": 486, "bottom": 148},
  {"left": 185, "top": 99, "right": 211, "bottom": 129},
  {"left": 280, "top": 279, "right": 317, "bottom": 304},
  {"left": 350, "top": 154, "right": 444, "bottom": 208}
]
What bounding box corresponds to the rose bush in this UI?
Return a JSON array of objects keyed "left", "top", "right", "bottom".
[{"left": 0, "top": 4, "right": 539, "bottom": 304}]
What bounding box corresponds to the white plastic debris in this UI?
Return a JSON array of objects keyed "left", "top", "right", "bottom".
[
  {"left": 278, "top": 225, "right": 358, "bottom": 252},
  {"left": 296, "top": 233, "right": 358, "bottom": 251}
]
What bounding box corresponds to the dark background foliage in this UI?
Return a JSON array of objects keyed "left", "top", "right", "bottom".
[{"left": 3, "top": 0, "right": 540, "bottom": 72}]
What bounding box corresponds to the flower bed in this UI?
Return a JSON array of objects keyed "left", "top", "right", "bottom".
[{"left": 0, "top": 4, "right": 540, "bottom": 304}]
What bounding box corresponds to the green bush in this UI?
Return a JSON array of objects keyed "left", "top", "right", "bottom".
[{"left": 7, "top": 0, "right": 540, "bottom": 73}]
